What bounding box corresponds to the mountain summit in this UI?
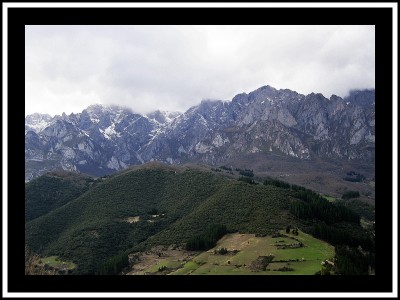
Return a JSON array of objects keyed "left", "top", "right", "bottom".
[{"left": 25, "top": 85, "right": 375, "bottom": 181}]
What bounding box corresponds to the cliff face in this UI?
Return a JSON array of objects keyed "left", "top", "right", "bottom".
[{"left": 25, "top": 86, "right": 375, "bottom": 181}]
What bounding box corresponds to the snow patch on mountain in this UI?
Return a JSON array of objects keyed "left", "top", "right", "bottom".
[
  {"left": 24, "top": 87, "right": 375, "bottom": 181},
  {"left": 25, "top": 113, "right": 52, "bottom": 133},
  {"left": 103, "top": 124, "right": 120, "bottom": 139},
  {"left": 26, "top": 119, "right": 51, "bottom": 133}
]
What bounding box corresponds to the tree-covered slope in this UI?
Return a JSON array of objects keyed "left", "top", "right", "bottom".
[
  {"left": 25, "top": 171, "right": 94, "bottom": 221},
  {"left": 25, "top": 163, "right": 371, "bottom": 275},
  {"left": 141, "top": 182, "right": 297, "bottom": 248},
  {"left": 25, "top": 164, "right": 227, "bottom": 274}
]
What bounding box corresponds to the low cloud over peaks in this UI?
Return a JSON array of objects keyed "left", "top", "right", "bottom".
[{"left": 26, "top": 25, "right": 375, "bottom": 116}]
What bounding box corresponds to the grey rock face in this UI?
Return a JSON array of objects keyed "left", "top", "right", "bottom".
[{"left": 25, "top": 86, "right": 375, "bottom": 181}]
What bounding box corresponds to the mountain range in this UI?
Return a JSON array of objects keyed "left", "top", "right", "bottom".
[{"left": 25, "top": 85, "right": 375, "bottom": 182}]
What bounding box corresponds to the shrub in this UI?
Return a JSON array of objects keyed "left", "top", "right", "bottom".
[
  {"left": 238, "top": 177, "right": 256, "bottom": 185},
  {"left": 218, "top": 247, "right": 228, "bottom": 255},
  {"left": 342, "top": 191, "right": 360, "bottom": 200}
]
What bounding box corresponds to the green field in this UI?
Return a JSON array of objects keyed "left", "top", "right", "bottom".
[
  {"left": 321, "top": 194, "right": 336, "bottom": 203},
  {"left": 169, "top": 230, "right": 335, "bottom": 275},
  {"left": 368, "top": 181, "right": 375, "bottom": 188},
  {"left": 36, "top": 256, "right": 77, "bottom": 270},
  {"left": 145, "top": 259, "right": 183, "bottom": 273},
  {"left": 360, "top": 217, "right": 374, "bottom": 231},
  {"left": 170, "top": 261, "right": 200, "bottom": 275}
]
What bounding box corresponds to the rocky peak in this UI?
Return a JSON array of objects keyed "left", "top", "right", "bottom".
[
  {"left": 256, "top": 85, "right": 278, "bottom": 94},
  {"left": 25, "top": 113, "right": 53, "bottom": 133},
  {"left": 85, "top": 104, "right": 106, "bottom": 114},
  {"left": 231, "top": 92, "right": 249, "bottom": 105},
  {"left": 146, "top": 110, "right": 181, "bottom": 124},
  {"left": 25, "top": 84, "right": 375, "bottom": 181},
  {"left": 25, "top": 113, "right": 52, "bottom": 122},
  {"left": 345, "top": 89, "right": 375, "bottom": 107}
]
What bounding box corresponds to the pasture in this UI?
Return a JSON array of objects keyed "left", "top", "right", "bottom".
[
  {"left": 35, "top": 256, "right": 77, "bottom": 272},
  {"left": 168, "top": 230, "right": 334, "bottom": 275}
]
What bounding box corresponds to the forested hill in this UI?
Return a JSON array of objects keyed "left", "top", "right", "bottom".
[
  {"left": 25, "top": 162, "right": 373, "bottom": 274},
  {"left": 25, "top": 171, "right": 94, "bottom": 222}
]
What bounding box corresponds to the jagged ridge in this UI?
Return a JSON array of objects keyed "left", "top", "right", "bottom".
[{"left": 25, "top": 85, "right": 375, "bottom": 181}]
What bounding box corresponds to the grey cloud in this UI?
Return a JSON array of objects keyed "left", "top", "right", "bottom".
[{"left": 25, "top": 25, "right": 375, "bottom": 116}]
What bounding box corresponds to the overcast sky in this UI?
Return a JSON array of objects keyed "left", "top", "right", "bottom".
[{"left": 25, "top": 25, "right": 375, "bottom": 116}]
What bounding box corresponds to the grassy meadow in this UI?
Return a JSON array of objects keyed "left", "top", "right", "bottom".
[{"left": 152, "top": 230, "right": 336, "bottom": 275}]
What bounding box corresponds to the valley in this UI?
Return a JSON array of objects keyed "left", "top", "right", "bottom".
[
  {"left": 23, "top": 84, "right": 375, "bottom": 276},
  {"left": 25, "top": 162, "right": 375, "bottom": 275}
]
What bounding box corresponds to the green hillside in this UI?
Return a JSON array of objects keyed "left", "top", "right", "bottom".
[
  {"left": 141, "top": 182, "right": 296, "bottom": 248},
  {"left": 25, "top": 162, "right": 373, "bottom": 275},
  {"left": 25, "top": 164, "right": 227, "bottom": 273},
  {"left": 169, "top": 231, "right": 335, "bottom": 275},
  {"left": 25, "top": 171, "right": 94, "bottom": 221}
]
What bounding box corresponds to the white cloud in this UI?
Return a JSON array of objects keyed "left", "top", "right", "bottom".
[{"left": 25, "top": 25, "right": 375, "bottom": 116}]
